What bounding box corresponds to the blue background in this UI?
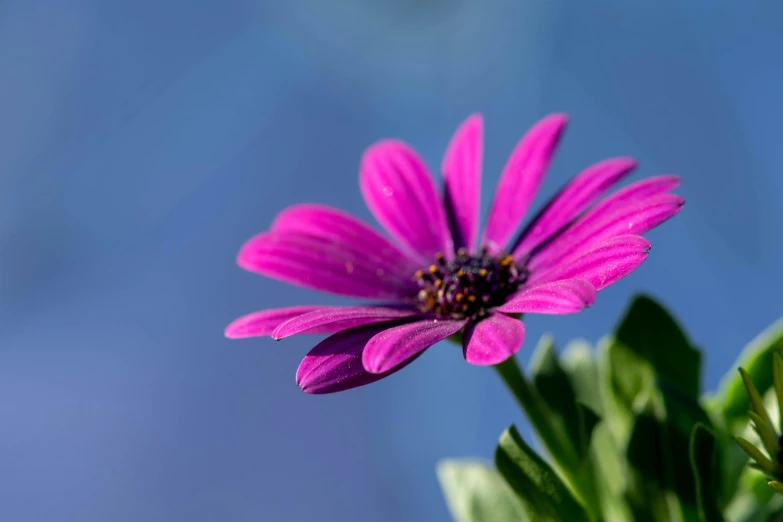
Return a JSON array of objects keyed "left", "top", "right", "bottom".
[{"left": 2, "top": 1, "right": 782, "bottom": 521}]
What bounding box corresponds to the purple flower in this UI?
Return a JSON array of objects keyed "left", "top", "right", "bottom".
[{"left": 226, "top": 114, "right": 683, "bottom": 394}]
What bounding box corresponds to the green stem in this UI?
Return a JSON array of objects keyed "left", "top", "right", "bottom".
[
  {"left": 494, "top": 355, "right": 602, "bottom": 521},
  {"left": 494, "top": 356, "right": 560, "bottom": 446}
]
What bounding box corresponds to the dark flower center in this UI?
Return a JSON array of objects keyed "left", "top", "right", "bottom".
[{"left": 414, "top": 247, "right": 528, "bottom": 320}]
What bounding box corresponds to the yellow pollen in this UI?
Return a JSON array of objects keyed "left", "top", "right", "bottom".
[{"left": 413, "top": 249, "right": 528, "bottom": 320}]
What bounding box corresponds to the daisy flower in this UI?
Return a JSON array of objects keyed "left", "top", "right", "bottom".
[{"left": 226, "top": 114, "right": 683, "bottom": 394}]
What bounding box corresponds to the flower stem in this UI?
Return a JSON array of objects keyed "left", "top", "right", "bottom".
[
  {"left": 493, "top": 356, "right": 577, "bottom": 464},
  {"left": 493, "top": 356, "right": 559, "bottom": 446}
]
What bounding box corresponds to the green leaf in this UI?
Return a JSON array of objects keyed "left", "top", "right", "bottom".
[
  {"left": 707, "top": 319, "right": 783, "bottom": 507},
  {"left": 530, "top": 337, "right": 602, "bottom": 461},
  {"left": 768, "top": 501, "right": 783, "bottom": 521},
  {"left": 613, "top": 294, "right": 701, "bottom": 399},
  {"left": 437, "top": 459, "right": 526, "bottom": 522},
  {"left": 625, "top": 405, "right": 677, "bottom": 522},
  {"left": 493, "top": 354, "right": 578, "bottom": 470},
  {"left": 495, "top": 354, "right": 602, "bottom": 520},
  {"left": 561, "top": 339, "right": 603, "bottom": 415},
  {"left": 659, "top": 381, "right": 713, "bottom": 507},
  {"left": 564, "top": 341, "right": 637, "bottom": 521},
  {"left": 528, "top": 337, "right": 603, "bottom": 520},
  {"left": 689, "top": 424, "right": 725, "bottom": 522},
  {"left": 725, "top": 486, "right": 783, "bottom": 522},
  {"left": 576, "top": 403, "right": 601, "bottom": 458},
  {"left": 530, "top": 337, "right": 581, "bottom": 455},
  {"left": 588, "top": 422, "right": 635, "bottom": 521},
  {"left": 603, "top": 296, "right": 702, "bottom": 457},
  {"left": 495, "top": 425, "right": 591, "bottom": 522},
  {"left": 623, "top": 384, "right": 715, "bottom": 522},
  {"left": 713, "top": 317, "right": 783, "bottom": 424}
]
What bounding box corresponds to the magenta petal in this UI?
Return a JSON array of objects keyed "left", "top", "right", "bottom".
[
  {"left": 442, "top": 114, "right": 483, "bottom": 253},
  {"left": 533, "top": 235, "right": 651, "bottom": 290},
  {"left": 360, "top": 140, "right": 453, "bottom": 259},
  {"left": 462, "top": 313, "right": 525, "bottom": 366},
  {"left": 481, "top": 114, "right": 568, "bottom": 253},
  {"left": 238, "top": 232, "right": 417, "bottom": 299},
  {"left": 512, "top": 157, "right": 637, "bottom": 257},
  {"left": 587, "top": 174, "right": 681, "bottom": 216},
  {"left": 272, "top": 305, "right": 421, "bottom": 340},
  {"left": 497, "top": 279, "right": 596, "bottom": 314},
  {"left": 225, "top": 306, "right": 323, "bottom": 339},
  {"left": 271, "top": 203, "right": 421, "bottom": 270},
  {"left": 362, "top": 319, "right": 466, "bottom": 374},
  {"left": 529, "top": 191, "right": 683, "bottom": 272},
  {"left": 296, "top": 324, "right": 416, "bottom": 394}
]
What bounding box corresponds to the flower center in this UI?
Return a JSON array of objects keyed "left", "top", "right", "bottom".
[{"left": 414, "top": 248, "right": 528, "bottom": 320}]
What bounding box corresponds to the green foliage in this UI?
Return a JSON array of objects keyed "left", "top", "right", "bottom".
[
  {"left": 605, "top": 296, "right": 702, "bottom": 442},
  {"left": 708, "top": 319, "right": 783, "bottom": 506},
  {"left": 437, "top": 295, "right": 783, "bottom": 522},
  {"left": 613, "top": 295, "right": 701, "bottom": 398},
  {"left": 624, "top": 403, "right": 679, "bottom": 522},
  {"left": 712, "top": 317, "right": 783, "bottom": 426},
  {"left": 495, "top": 425, "right": 591, "bottom": 522},
  {"left": 437, "top": 460, "right": 526, "bottom": 522},
  {"left": 690, "top": 424, "right": 725, "bottom": 522},
  {"left": 530, "top": 336, "right": 600, "bottom": 465}
]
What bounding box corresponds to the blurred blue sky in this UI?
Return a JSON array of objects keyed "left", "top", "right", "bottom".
[{"left": 1, "top": 1, "right": 782, "bottom": 521}]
